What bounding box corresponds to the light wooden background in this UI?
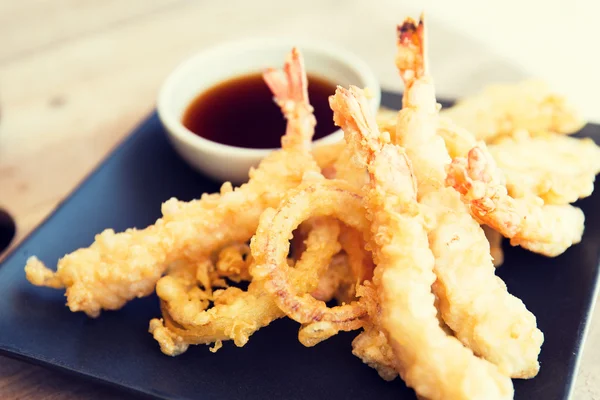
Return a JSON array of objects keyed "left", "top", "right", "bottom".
[{"left": 1, "top": 1, "right": 598, "bottom": 399}]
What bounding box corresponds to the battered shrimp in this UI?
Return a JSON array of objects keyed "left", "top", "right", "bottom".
[
  {"left": 434, "top": 111, "right": 589, "bottom": 256},
  {"left": 395, "top": 19, "right": 449, "bottom": 195},
  {"left": 440, "top": 80, "right": 585, "bottom": 143},
  {"left": 330, "top": 84, "right": 513, "bottom": 399},
  {"left": 430, "top": 93, "right": 598, "bottom": 207},
  {"left": 432, "top": 116, "right": 590, "bottom": 256},
  {"left": 394, "top": 16, "right": 543, "bottom": 378},
  {"left": 446, "top": 145, "right": 585, "bottom": 257},
  {"left": 25, "top": 48, "right": 322, "bottom": 318}
]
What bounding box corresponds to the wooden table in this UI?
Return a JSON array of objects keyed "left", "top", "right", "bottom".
[{"left": 1, "top": 1, "right": 599, "bottom": 398}]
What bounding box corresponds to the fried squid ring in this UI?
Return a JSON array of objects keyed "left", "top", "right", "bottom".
[
  {"left": 25, "top": 47, "right": 321, "bottom": 318},
  {"left": 251, "top": 179, "right": 370, "bottom": 338},
  {"left": 150, "top": 217, "right": 341, "bottom": 355}
]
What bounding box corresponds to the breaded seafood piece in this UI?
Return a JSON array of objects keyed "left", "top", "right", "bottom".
[
  {"left": 331, "top": 81, "right": 513, "bottom": 399},
  {"left": 441, "top": 80, "right": 585, "bottom": 143},
  {"left": 25, "top": 48, "right": 322, "bottom": 318},
  {"left": 394, "top": 16, "right": 543, "bottom": 378},
  {"left": 488, "top": 131, "right": 600, "bottom": 204}
]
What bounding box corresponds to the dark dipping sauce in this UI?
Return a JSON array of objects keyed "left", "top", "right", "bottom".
[{"left": 182, "top": 73, "right": 338, "bottom": 149}]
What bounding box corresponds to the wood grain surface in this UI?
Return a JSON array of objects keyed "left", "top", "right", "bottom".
[{"left": 1, "top": 1, "right": 598, "bottom": 399}]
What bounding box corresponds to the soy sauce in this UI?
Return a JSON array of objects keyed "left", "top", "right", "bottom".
[{"left": 182, "top": 73, "right": 338, "bottom": 149}]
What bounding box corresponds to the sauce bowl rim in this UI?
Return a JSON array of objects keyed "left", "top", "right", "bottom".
[{"left": 157, "top": 37, "right": 382, "bottom": 157}]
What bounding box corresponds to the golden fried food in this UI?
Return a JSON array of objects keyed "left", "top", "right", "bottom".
[
  {"left": 312, "top": 141, "right": 344, "bottom": 178},
  {"left": 148, "top": 49, "right": 342, "bottom": 353},
  {"left": 488, "top": 132, "right": 600, "bottom": 204},
  {"left": 25, "top": 48, "right": 321, "bottom": 318},
  {"left": 251, "top": 178, "right": 370, "bottom": 342},
  {"left": 214, "top": 243, "right": 253, "bottom": 283},
  {"left": 447, "top": 145, "right": 585, "bottom": 257},
  {"left": 24, "top": 13, "right": 600, "bottom": 400},
  {"left": 150, "top": 216, "right": 341, "bottom": 355},
  {"left": 310, "top": 253, "right": 355, "bottom": 303},
  {"left": 330, "top": 82, "right": 513, "bottom": 399},
  {"left": 393, "top": 18, "right": 543, "bottom": 378},
  {"left": 440, "top": 80, "right": 585, "bottom": 143},
  {"left": 351, "top": 282, "right": 397, "bottom": 382},
  {"left": 431, "top": 115, "right": 593, "bottom": 260}
]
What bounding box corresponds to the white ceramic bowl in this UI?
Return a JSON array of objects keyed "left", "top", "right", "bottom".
[{"left": 157, "top": 38, "right": 381, "bottom": 184}]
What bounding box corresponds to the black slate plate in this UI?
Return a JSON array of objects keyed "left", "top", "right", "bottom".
[{"left": 0, "top": 91, "right": 598, "bottom": 400}]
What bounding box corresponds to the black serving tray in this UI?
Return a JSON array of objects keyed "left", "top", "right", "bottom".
[{"left": 0, "top": 91, "right": 598, "bottom": 400}]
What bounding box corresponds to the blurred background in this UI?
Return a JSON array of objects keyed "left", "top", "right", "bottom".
[{"left": 0, "top": 0, "right": 598, "bottom": 398}]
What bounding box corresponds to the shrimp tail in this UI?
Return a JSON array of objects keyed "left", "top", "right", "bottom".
[
  {"left": 263, "top": 47, "right": 315, "bottom": 150},
  {"left": 330, "top": 86, "right": 418, "bottom": 201},
  {"left": 263, "top": 47, "right": 309, "bottom": 109},
  {"left": 446, "top": 146, "right": 522, "bottom": 236},
  {"left": 396, "top": 14, "right": 426, "bottom": 84},
  {"left": 446, "top": 145, "right": 585, "bottom": 257}
]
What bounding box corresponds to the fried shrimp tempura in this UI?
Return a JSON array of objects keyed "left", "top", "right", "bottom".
[
  {"left": 426, "top": 101, "right": 600, "bottom": 207},
  {"left": 447, "top": 145, "right": 585, "bottom": 257},
  {"left": 149, "top": 48, "right": 340, "bottom": 353},
  {"left": 24, "top": 14, "right": 597, "bottom": 396},
  {"left": 440, "top": 80, "right": 585, "bottom": 143},
  {"left": 394, "top": 17, "right": 543, "bottom": 378},
  {"left": 425, "top": 116, "right": 590, "bottom": 259},
  {"left": 330, "top": 83, "right": 513, "bottom": 399},
  {"left": 382, "top": 101, "right": 588, "bottom": 259},
  {"left": 25, "top": 48, "right": 321, "bottom": 318},
  {"left": 488, "top": 132, "right": 600, "bottom": 204},
  {"left": 381, "top": 97, "right": 597, "bottom": 209},
  {"left": 150, "top": 217, "right": 341, "bottom": 355}
]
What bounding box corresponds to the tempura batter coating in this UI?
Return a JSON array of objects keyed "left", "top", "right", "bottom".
[
  {"left": 25, "top": 48, "right": 321, "bottom": 318},
  {"left": 447, "top": 145, "right": 585, "bottom": 257},
  {"left": 331, "top": 83, "right": 513, "bottom": 399},
  {"left": 394, "top": 17, "right": 542, "bottom": 378},
  {"left": 251, "top": 179, "right": 370, "bottom": 336},
  {"left": 488, "top": 132, "right": 600, "bottom": 204},
  {"left": 440, "top": 80, "right": 585, "bottom": 143},
  {"left": 150, "top": 217, "right": 341, "bottom": 355},
  {"left": 351, "top": 283, "right": 397, "bottom": 382}
]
